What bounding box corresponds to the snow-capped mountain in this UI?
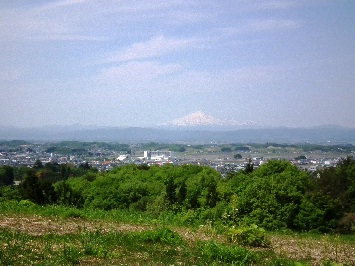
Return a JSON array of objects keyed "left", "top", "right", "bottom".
[{"left": 161, "top": 111, "right": 257, "bottom": 127}]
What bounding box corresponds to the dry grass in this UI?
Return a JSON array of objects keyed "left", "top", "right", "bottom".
[
  {"left": 270, "top": 234, "right": 355, "bottom": 266},
  {"left": 0, "top": 214, "right": 150, "bottom": 236}
]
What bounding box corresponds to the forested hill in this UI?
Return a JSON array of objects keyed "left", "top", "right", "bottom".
[{"left": 0, "top": 126, "right": 355, "bottom": 143}]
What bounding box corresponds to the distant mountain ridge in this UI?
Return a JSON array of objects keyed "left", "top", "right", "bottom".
[
  {"left": 161, "top": 111, "right": 258, "bottom": 128},
  {"left": 0, "top": 124, "right": 355, "bottom": 143}
]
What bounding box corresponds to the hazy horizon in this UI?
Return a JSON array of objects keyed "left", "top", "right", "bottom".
[{"left": 1, "top": 1, "right": 354, "bottom": 129}]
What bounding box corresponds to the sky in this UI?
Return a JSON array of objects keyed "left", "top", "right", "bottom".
[{"left": 0, "top": 0, "right": 354, "bottom": 128}]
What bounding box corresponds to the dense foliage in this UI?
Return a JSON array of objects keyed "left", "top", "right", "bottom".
[
  {"left": 1, "top": 157, "right": 354, "bottom": 233},
  {"left": 0, "top": 166, "right": 14, "bottom": 187}
]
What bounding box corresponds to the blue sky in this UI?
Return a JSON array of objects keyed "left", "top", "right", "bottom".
[{"left": 1, "top": 0, "right": 354, "bottom": 128}]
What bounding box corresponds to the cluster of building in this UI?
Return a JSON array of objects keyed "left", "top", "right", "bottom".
[
  {"left": 0, "top": 145, "right": 172, "bottom": 171},
  {"left": 0, "top": 151, "right": 84, "bottom": 168},
  {"left": 0, "top": 143, "right": 343, "bottom": 174}
]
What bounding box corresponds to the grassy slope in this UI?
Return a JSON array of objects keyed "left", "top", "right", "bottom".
[{"left": 0, "top": 202, "right": 354, "bottom": 265}]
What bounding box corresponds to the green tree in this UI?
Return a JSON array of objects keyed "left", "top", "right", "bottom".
[
  {"left": 19, "top": 169, "right": 56, "bottom": 204},
  {"left": 221, "top": 147, "right": 232, "bottom": 152},
  {"left": 33, "top": 159, "right": 43, "bottom": 169},
  {"left": 206, "top": 179, "right": 218, "bottom": 208},
  {"left": 295, "top": 155, "right": 307, "bottom": 160},
  {"left": 60, "top": 164, "right": 72, "bottom": 180},
  {"left": 294, "top": 193, "right": 341, "bottom": 232},
  {"left": 177, "top": 181, "right": 187, "bottom": 205},
  {"left": 234, "top": 154, "right": 242, "bottom": 159},
  {"left": 234, "top": 146, "right": 250, "bottom": 152},
  {"left": 244, "top": 158, "right": 254, "bottom": 174},
  {"left": 312, "top": 157, "right": 355, "bottom": 212},
  {"left": 54, "top": 180, "right": 84, "bottom": 208},
  {"left": 0, "top": 165, "right": 14, "bottom": 187},
  {"left": 165, "top": 176, "right": 177, "bottom": 205},
  {"left": 229, "top": 160, "right": 310, "bottom": 230},
  {"left": 0, "top": 185, "right": 21, "bottom": 201},
  {"left": 19, "top": 170, "right": 42, "bottom": 203}
]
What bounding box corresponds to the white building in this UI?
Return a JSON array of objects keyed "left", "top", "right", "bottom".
[
  {"left": 144, "top": 150, "right": 172, "bottom": 161},
  {"left": 117, "top": 154, "right": 129, "bottom": 161}
]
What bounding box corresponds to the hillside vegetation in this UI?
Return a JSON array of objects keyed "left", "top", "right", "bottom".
[{"left": 0, "top": 157, "right": 354, "bottom": 265}]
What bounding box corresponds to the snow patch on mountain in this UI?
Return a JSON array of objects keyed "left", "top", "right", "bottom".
[{"left": 161, "top": 111, "right": 257, "bottom": 127}]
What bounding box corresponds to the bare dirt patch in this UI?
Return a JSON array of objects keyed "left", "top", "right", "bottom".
[
  {"left": 0, "top": 214, "right": 150, "bottom": 236},
  {"left": 270, "top": 235, "right": 355, "bottom": 266}
]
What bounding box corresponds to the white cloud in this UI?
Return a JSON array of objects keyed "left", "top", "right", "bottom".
[
  {"left": 0, "top": 1, "right": 104, "bottom": 42},
  {"left": 119, "top": 0, "right": 183, "bottom": 13},
  {"left": 0, "top": 1, "right": 304, "bottom": 43},
  {"left": 39, "top": 0, "right": 89, "bottom": 10},
  {"left": 246, "top": 19, "right": 301, "bottom": 31},
  {"left": 215, "top": 18, "right": 302, "bottom": 38},
  {"left": 116, "top": 1, "right": 215, "bottom": 25},
  {"left": 96, "top": 61, "right": 182, "bottom": 86},
  {"left": 234, "top": 0, "right": 297, "bottom": 12},
  {"left": 173, "top": 65, "right": 287, "bottom": 93},
  {"left": 107, "top": 36, "right": 198, "bottom": 63},
  {"left": 0, "top": 1, "right": 208, "bottom": 42},
  {"left": 213, "top": 19, "right": 302, "bottom": 39},
  {"left": 164, "top": 9, "right": 216, "bottom": 25},
  {"left": 220, "top": 65, "right": 288, "bottom": 87},
  {"left": 0, "top": 69, "right": 22, "bottom": 81}
]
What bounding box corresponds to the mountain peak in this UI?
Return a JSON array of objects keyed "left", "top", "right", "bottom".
[
  {"left": 172, "top": 111, "right": 220, "bottom": 126},
  {"left": 161, "top": 111, "right": 257, "bottom": 127}
]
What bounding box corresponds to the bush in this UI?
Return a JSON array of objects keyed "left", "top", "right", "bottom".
[
  {"left": 338, "top": 213, "right": 355, "bottom": 233},
  {"left": 134, "top": 228, "right": 184, "bottom": 245},
  {"left": 198, "top": 240, "right": 258, "bottom": 264},
  {"left": 146, "top": 194, "right": 168, "bottom": 215},
  {"left": 0, "top": 186, "right": 22, "bottom": 201},
  {"left": 177, "top": 209, "right": 200, "bottom": 226},
  {"left": 18, "top": 199, "right": 36, "bottom": 208},
  {"left": 62, "top": 209, "right": 86, "bottom": 219},
  {"left": 227, "top": 224, "right": 271, "bottom": 248}
]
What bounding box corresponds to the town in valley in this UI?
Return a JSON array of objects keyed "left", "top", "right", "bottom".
[{"left": 1, "top": 140, "right": 353, "bottom": 180}]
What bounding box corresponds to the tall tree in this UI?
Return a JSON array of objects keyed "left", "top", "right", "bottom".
[
  {"left": 0, "top": 166, "right": 14, "bottom": 187},
  {"left": 165, "top": 176, "right": 177, "bottom": 205}
]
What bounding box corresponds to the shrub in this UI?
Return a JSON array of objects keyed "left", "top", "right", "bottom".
[
  {"left": 135, "top": 228, "right": 184, "bottom": 245},
  {"left": 177, "top": 209, "right": 200, "bottom": 226},
  {"left": 198, "top": 240, "right": 258, "bottom": 264},
  {"left": 129, "top": 196, "right": 153, "bottom": 211},
  {"left": 62, "top": 244, "right": 82, "bottom": 264},
  {"left": 62, "top": 209, "right": 86, "bottom": 219},
  {"left": 146, "top": 194, "right": 168, "bottom": 215},
  {"left": 338, "top": 213, "right": 355, "bottom": 233},
  {"left": 18, "top": 199, "right": 36, "bottom": 207},
  {"left": 0, "top": 186, "right": 22, "bottom": 201},
  {"left": 227, "top": 224, "right": 271, "bottom": 248}
]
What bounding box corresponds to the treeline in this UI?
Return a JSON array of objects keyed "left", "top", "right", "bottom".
[
  {"left": 0, "top": 160, "right": 97, "bottom": 204},
  {"left": 1, "top": 158, "right": 354, "bottom": 233},
  {"left": 44, "top": 141, "right": 130, "bottom": 155},
  {"left": 0, "top": 140, "right": 131, "bottom": 154},
  {"left": 2, "top": 140, "right": 354, "bottom": 155},
  {"left": 251, "top": 142, "right": 354, "bottom": 153}
]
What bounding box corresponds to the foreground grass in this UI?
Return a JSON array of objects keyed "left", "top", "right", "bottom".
[
  {"left": 0, "top": 202, "right": 354, "bottom": 265},
  {"left": 0, "top": 225, "right": 297, "bottom": 266}
]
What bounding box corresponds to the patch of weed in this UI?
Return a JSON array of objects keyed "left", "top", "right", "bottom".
[
  {"left": 197, "top": 240, "right": 259, "bottom": 264},
  {"left": 134, "top": 227, "right": 185, "bottom": 245},
  {"left": 62, "top": 243, "right": 82, "bottom": 264},
  {"left": 227, "top": 224, "right": 271, "bottom": 247},
  {"left": 62, "top": 209, "right": 86, "bottom": 219}
]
